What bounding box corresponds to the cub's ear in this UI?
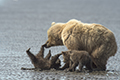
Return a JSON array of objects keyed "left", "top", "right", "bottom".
[
  {"left": 69, "top": 50, "right": 72, "bottom": 53},
  {"left": 51, "top": 22, "right": 55, "bottom": 26},
  {"left": 61, "top": 51, "right": 66, "bottom": 55}
]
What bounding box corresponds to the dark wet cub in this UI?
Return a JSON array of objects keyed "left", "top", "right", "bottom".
[
  {"left": 61, "top": 50, "right": 93, "bottom": 72},
  {"left": 22, "top": 44, "right": 61, "bottom": 70}
]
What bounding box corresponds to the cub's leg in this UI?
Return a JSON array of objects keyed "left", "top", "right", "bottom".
[
  {"left": 78, "top": 62, "right": 83, "bottom": 71},
  {"left": 59, "top": 62, "right": 69, "bottom": 70},
  {"left": 69, "top": 60, "right": 72, "bottom": 67},
  {"left": 50, "top": 53, "right": 62, "bottom": 68},
  {"left": 36, "top": 44, "right": 45, "bottom": 58},
  {"left": 53, "top": 58, "right": 61, "bottom": 70},
  {"left": 69, "top": 60, "right": 75, "bottom": 71},
  {"left": 26, "top": 48, "right": 37, "bottom": 64},
  {"left": 45, "top": 50, "right": 51, "bottom": 60},
  {"left": 67, "top": 62, "right": 78, "bottom": 71}
]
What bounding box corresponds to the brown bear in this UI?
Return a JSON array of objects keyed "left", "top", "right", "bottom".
[
  {"left": 60, "top": 50, "right": 92, "bottom": 72},
  {"left": 44, "top": 19, "right": 117, "bottom": 71},
  {"left": 21, "top": 44, "right": 61, "bottom": 70}
]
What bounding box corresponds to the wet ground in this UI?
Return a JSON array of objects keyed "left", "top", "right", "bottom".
[{"left": 0, "top": 0, "right": 120, "bottom": 80}]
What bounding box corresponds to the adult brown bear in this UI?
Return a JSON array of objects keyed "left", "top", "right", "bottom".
[{"left": 44, "top": 19, "right": 117, "bottom": 71}]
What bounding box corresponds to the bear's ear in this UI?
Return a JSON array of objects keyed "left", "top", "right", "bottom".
[
  {"left": 62, "top": 51, "right": 66, "bottom": 55},
  {"left": 69, "top": 50, "right": 72, "bottom": 53},
  {"left": 51, "top": 22, "right": 55, "bottom": 26}
]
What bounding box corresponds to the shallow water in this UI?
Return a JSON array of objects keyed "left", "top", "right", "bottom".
[{"left": 0, "top": 0, "right": 120, "bottom": 80}]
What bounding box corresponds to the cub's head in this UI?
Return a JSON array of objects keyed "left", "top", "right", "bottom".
[{"left": 61, "top": 51, "right": 70, "bottom": 63}]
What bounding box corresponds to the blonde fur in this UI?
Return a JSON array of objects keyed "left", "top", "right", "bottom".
[{"left": 45, "top": 19, "right": 117, "bottom": 70}]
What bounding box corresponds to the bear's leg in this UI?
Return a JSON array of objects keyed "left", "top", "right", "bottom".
[
  {"left": 93, "top": 57, "right": 107, "bottom": 71},
  {"left": 69, "top": 60, "right": 72, "bottom": 68},
  {"left": 52, "top": 58, "right": 61, "bottom": 70},
  {"left": 91, "top": 45, "right": 107, "bottom": 71},
  {"left": 59, "top": 62, "right": 69, "bottom": 70},
  {"left": 91, "top": 55, "right": 108, "bottom": 71},
  {"left": 45, "top": 50, "right": 51, "bottom": 60},
  {"left": 50, "top": 53, "right": 62, "bottom": 68},
  {"left": 69, "top": 60, "right": 75, "bottom": 71},
  {"left": 85, "top": 61, "right": 93, "bottom": 72},
  {"left": 36, "top": 44, "right": 45, "bottom": 58},
  {"left": 26, "top": 48, "right": 38, "bottom": 64},
  {"left": 92, "top": 62, "right": 97, "bottom": 68},
  {"left": 78, "top": 62, "right": 83, "bottom": 71},
  {"left": 68, "top": 62, "right": 78, "bottom": 71}
]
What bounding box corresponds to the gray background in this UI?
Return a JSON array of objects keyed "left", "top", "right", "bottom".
[{"left": 0, "top": 0, "right": 120, "bottom": 79}]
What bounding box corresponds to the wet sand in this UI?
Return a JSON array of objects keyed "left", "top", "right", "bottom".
[{"left": 0, "top": 0, "right": 120, "bottom": 79}]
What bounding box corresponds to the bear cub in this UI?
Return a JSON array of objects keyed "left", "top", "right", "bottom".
[
  {"left": 21, "top": 44, "right": 61, "bottom": 70},
  {"left": 61, "top": 50, "right": 93, "bottom": 72}
]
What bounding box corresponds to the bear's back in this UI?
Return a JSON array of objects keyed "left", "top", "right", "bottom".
[
  {"left": 61, "top": 19, "right": 117, "bottom": 55},
  {"left": 70, "top": 50, "right": 90, "bottom": 62}
]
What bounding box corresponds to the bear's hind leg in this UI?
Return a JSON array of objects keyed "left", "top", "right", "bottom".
[
  {"left": 26, "top": 48, "right": 38, "bottom": 64},
  {"left": 93, "top": 57, "right": 106, "bottom": 71},
  {"left": 91, "top": 53, "right": 107, "bottom": 71},
  {"left": 92, "top": 62, "right": 97, "bottom": 68},
  {"left": 85, "top": 61, "right": 93, "bottom": 72},
  {"left": 91, "top": 44, "right": 108, "bottom": 71}
]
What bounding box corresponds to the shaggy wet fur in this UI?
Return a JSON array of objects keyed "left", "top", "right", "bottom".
[
  {"left": 61, "top": 50, "right": 92, "bottom": 72},
  {"left": 44, "top": 19, "right": 117, "bottom": 71},
  {"left": 21, "top": 44, "right": 61, "bottom": 70}
]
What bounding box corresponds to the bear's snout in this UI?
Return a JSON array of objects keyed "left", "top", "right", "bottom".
[{"left": 44, "top": 41, "right": 51, "bottom": 48}]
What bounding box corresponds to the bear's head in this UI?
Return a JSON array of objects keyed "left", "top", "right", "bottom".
[{"left": 44, "top": 22, "right": 65, "bottom": 48}]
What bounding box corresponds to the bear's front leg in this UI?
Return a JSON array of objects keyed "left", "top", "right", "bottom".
[
  {"left": 69, "top": 60, "right": 75, "bottom": 71},
  {"left": 59, "top": 62, "right": 69, "bottom": 70},
  {"left": 67, "top": 62, "right": 78, "bottom": 72}
]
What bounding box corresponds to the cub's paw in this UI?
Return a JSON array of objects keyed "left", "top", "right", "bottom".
[{"left": 26, "top": 48, "right": 31, "bottom": 52}]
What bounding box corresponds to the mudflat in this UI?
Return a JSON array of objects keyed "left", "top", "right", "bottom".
[{"left": 0, "top": 0, "right": 120, "bottom": 79}]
